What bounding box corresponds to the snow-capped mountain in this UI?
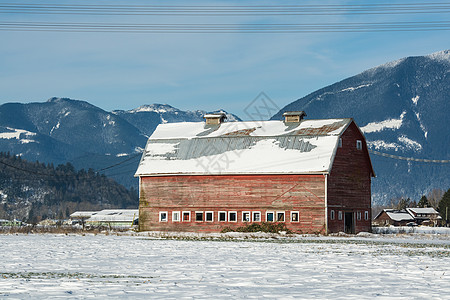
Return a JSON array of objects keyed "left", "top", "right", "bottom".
[
  {"left": 0, "top": 98, "right": 240, "bottom": 189},
  {"left": 113, "top": 104, "right": 241, "bottom": 137},
  {"left": 272, "top": 50, "right": 450, "bottom": 205}
]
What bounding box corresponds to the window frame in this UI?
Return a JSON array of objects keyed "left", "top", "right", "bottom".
[
  {"left": 356, "top": 140, "right": 362, "bottom": 150},
  {"left": 330, "top": 210, "right": 335, "bottom": 220},
  {"left": 276, "top": 211, "right": 286, "bottom": 222},
  {"left": 159, "top": 211, "right": 168, "bottom": 222},
  {"left": 228, "top": 211, "right": 237, "bottom": 222},
  {"left": 172, "top": 211, "right": 181, "bottom": 222},
  {"left": 242, "top": 211, "right": 251, "bottom": 222},
  {"left": 266, "top": 211, "right": 275, "bottom": 222},
  {"left": 357, "top": 211, "right": 362, "bottom": 221},
  {"left": 182, "top": 211, "right": 191, "bottom": 222},
  {"left": 205, "top": 211, "right": 214, "bottom": 222},
  {"left": 218, "top": 211, "right": 227, "bottom": 222},
  {"left": 195, "top": 211, "right": 204, "bottom": 222},
  {"left": 252, "top": 211, "right": 261, "bottom": 222},
  {"left": 338, "top": 211, "right": 343, "bottom": 220},
  {"left": 291, "top": 211, "right": 299, "bottom": 222},
  {"left": 364, "top": 211, "right": 369, "bottom": 220}
]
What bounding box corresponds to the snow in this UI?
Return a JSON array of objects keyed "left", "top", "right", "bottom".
[
  {"left": 149, "top": 119, "right": 348, "bottom": 140},
  {"left": 0, "top": 234, "right": 449, "bottom": 299},
  {"left": 360, "top": 111, "right": 406, "bottom": 133},
  {"left": 0, "top": 127, "right": 37, "bottom": 144},
  {"left": 340, "top": 83, "right": 372, "bottom": 92},
  {"left": 367, "top": 140, "right": 400, "bottom": 151},
  {"left": 398, "top": 135, "right": 422, "bottom": 151},
  {"left": 411, "top": 95, "right": 420, "bottom": 105},
  {"left": 385, "top": 211, "right": 414, "bottom": 222},
  {"left": 115, "top": 153, "right": 128, "bottom": 157},
  {"left": 426, "top": 49, "right": 450, "bottom": 64}
]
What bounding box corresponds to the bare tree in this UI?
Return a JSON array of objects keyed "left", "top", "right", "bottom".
[{"left": 427, "top": 189, "right": 445, "bottom": 209}]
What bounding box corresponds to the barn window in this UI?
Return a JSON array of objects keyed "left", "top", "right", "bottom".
[
  {"left": 291, "top": 211, "right": 299, "bottom": 222},
  {"left": 229, "top": 211, "right": 237, "bottom": 222},
  {"left": 338, "top": 138, "right": 342, "bottom": 148},
  {"left": 357, "top": 211, "right": 362, "bottom": 220},
  {"left": 182, "top": 211, "right": 191, "bottom": 222},
  {"left": 266, "top": 211, "right": 274, "bottom": 222},
  {"left": 364, "top": 211, "right": 369, "bottom": 220},
  {"left": 330, "top": 210, "right": 335, "bottom": 220},
  {"left": 195, "top": 211, "right": 204, "bottom": 222},
  {"left": 242, "top": 211, "right": 250, "bottom": 222},
  {"left": 338, "top": 211, "right": 343, "bottom": 220},
  {"left": 277, "top": 211, "right": 285, "bottom": 222},
  {"left": 252, "top": 211, "right": 261, "bottom": 222},
  {"left": 206, "top": 211, "right": 214, "bottom": 222},
  {"left": 356, "top": 140, "right": 362, "bottom": 150},
  {"left": 172, "top": 211, "right": 180, "bottom": 222},
  {"left": 219, "top": 211, "right": 227, "bottom": 222},
  {"left": 159, "top": 212, "right": 168, "bottom": 222}
]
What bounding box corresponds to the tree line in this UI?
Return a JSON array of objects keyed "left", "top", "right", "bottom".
[{"left": 0, "top": 152, "right": 138, "bottom": 224}]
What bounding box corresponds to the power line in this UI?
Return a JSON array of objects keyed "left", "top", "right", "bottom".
[
  {"left": 1, "top": 21, "right": 449, "bottom": 33},
  {"left": 369, "top": 150, "right": 450, "bottom": 164},
  {"left": 1, "top": 3, "right": 450, "bottom": 16}
]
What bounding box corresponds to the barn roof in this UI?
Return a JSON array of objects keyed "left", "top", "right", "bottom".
[{"left": 135, "top": 118, "right": 362, "bottom": 176}]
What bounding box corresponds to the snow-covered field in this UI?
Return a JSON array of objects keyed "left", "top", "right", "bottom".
[{"left": 1, "top": 233, "right": 449, "bottom": 299}]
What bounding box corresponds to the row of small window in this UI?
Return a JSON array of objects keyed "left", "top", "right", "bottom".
[
  {"left": 159, "top": 211, "right": 300, "bottom": 223},
  {"left": 330, "top": 210, "right": 369, "bottom": 221}
]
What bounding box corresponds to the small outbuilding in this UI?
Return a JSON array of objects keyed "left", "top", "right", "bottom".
[{"left": 136, "top": 112, "right": 375, "bottom": 234}]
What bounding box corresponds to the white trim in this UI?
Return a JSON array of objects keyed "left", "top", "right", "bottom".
[
  {"left": 356, "top": 140, "right": 362, "bottom": 150},
  {"left": 338, "top": 211, "right": 343, "bottom": 220},
  {"left": 182, "top": 211, "right": 191, "bottom": 222},
  {"left": 291, "top": 211, "right": 299, "bottom": 222},
  {"left": 205, "top": 211, "right": 214, "bottom": 222},
  {"left": 195, "top": 211, "right": 204, "bottom": 222},
  {"left": 266, "top": 211, "right": 275, "bottom": 222},
  {"left": 252, "top": 211, "right": 261, "bottom": 222},
  {"left": 172, "top": 211, "right": 180, "bottom": 222},
  {"left": 228, "top": 211, "right": 237, "bottom": 222},
  {"left": 242, "top": 211, "right": 251, "bottom": 222},
  {"left": 159, "top": 211, "right": 168, "bottom": 222},
  {"left": 330, "top": 210, "right": 335, "bottom": 220},
  {"left": 276, "top": 211, "right": 285, "bottom": 222},
  {"left": 364, "top": 211, "right": 369, "bottom": 220},
  {"left": 218, "top": 211, "right": 227, "bottom": 222},
  {"left": 357, "top": 211, "right": 362, "bottom": 220}
]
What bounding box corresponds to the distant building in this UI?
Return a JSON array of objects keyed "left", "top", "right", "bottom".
[
  {"left": 70, "top": 209, "right": 138, "bottom": 227},
  {"left": 374, "top": 207, "right": 441, "bottom": 227},
  {"left": 136, "top": 112, "right": 375, "bottom": 234}
]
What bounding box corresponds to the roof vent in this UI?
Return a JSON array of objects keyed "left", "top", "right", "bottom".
[
  {"left": 204, "top": 112, "right": 227, "bottom": 125},
  {"left": 283, "top": 111, "right": 307, "bottom": 123}
]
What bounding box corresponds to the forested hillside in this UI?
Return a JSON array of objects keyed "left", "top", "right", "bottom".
[{"left": 0, "top": 152, "right": 138, "bottom": 223}]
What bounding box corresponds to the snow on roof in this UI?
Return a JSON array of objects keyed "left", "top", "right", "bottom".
[
  {"left": 406, "top": 207, "right": 439, "bottom": 215},
  {"left": 136, "top": 119, "right": 352, "bottom": 176},
  {"left": 87, "top": 209, "right": 138, "bottom": 222},
  {"left": 384, "top": 210, "right": 415, "bottom": 222},
  {"left": 70, "top": 211, "right": 97, "bottom": 218}
]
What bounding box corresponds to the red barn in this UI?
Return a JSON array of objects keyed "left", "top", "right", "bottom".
[{"left": 136, "top": 112, "right": 375, "bottom": 234}]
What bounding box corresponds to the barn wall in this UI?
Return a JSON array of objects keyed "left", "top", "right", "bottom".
[
  {"left": 327, "top": 122, "right": 372, "bottom": 233},
  {"left": 139, "top": 174, "right": 326, "bottom": 233}
]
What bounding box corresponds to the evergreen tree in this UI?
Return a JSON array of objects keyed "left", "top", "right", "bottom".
[
  {"left": 438, "top": 189, "right": 450, "bottom": 225},
  {"left": 418, "top": 195, "right": 430, "bottom": 208}
]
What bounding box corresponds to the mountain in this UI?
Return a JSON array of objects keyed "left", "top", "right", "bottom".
[
  {"left": 113, "top": 103, "right": 241, "bottom": 137},
  {"left": 272, "top": 50, "right": 450, "bottom": 205},
  {"left": 0, "top": 98, "right": 240, "bottom": 189},
  {"left": 0, "top": 152, "right": 137, "bottom": 222}
]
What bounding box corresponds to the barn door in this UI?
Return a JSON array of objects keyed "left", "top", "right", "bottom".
[{"left": 344, "top": 212, "right": 354, "bottom": 234}]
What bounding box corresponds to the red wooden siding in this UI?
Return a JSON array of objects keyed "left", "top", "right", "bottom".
[
  {"left": 139, "top": 174, "right": 327, "bottom": 233},
  {"left": 327, "top": 122, "right": 372, "bottom": 233}
]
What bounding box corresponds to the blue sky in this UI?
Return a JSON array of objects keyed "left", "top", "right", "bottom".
[{"left": 0, "top": 0, "right": 449, "bottom": 119}]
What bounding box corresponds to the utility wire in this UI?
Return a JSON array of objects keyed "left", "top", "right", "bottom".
[
  {"left": 369, "top": 150, "right": 450, "bottom": 164},
  {"left": 1, "top": 21, "right": 450, "bottom": 33},
  {"left": 1, "top": 3, "right": 450, "bottom": 16}
]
